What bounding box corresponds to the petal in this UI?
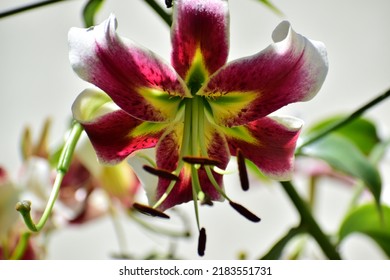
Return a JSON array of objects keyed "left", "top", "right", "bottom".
[
  {"left": 202, "top": 21, "right": 328, "bottom": 127},
  {"left": 69, "top": 14, "right": 190, "bottom": 122},
  {"left": 151, "top": 125, "right": 229, "bottom": 210},
  {"left": 72, "top": 89, "right": 167, "bottom": 164},
  {"left": 226, "top": 116, "right": 303, "bottom": 181},
  {"left": 99, "top": 162, "right": 140, "bottom": 207},
  {"left": 171, "top": 0, "right": 229, "bottom": 79}
]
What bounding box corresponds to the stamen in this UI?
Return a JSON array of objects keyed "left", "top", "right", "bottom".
[
  {"left": 198, "top": 191, "right": 213, "bottom": 206},
  {"left": 182, "top": 156, "right": 221, "bottom": 166},
  {"left": 237, "top": 149, "right": 249, "bottom": 191},
  {"left": 197, "top": 227, "right": 207, "bottom": 256},
  {"left": 229, "top": 201, "right": 261, "bottom": 223},
  {"left": 132, "top": 203, "right": 170, "bottom": 219},
  {"left": 143, "top": 165, "right": 179, "bottom": 181}
]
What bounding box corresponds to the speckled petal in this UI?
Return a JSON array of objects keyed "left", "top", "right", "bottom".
[
  {"left": 226, "top": 116, "right": 303, "bottom": 181},
  {"left": 171, "top": 0, "right": 229, "bottom": 79},
  {"left": 201, "top": 21, "right": 328, "bottom": 127},
  {"left": 69, "top": 14, "right": 190, "bottom": 122},
  {"left": 72, "top": 89, "right": 167, "bottom": 164}
]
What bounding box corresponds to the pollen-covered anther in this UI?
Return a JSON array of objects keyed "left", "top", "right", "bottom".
[
  {"left": 142, "top": 165, "right": 179, "bottom": 181},
  {"left": 132, "top": 202, "right": 170, "bottom": 219},
  {"left": 237, "top": 149, "right": 249, "bottom": 191},
  {"left": 182, "top": 156, "right": 221, "bottom": 166},
  {"left": 197, "top": 227, "right": 207, "bottom": 256},
  {"left": 229, "top": 201, "right": 261, "bottom": 223}
]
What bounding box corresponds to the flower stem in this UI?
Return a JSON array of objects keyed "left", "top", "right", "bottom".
[
  {"left": 109, "top": 205, "right": 129, "bottom": 257},
  {"left": 143, "top": 0, "right": 172, "bottom": 26},
  {"left": 298, "top": 88, "right": 390, "bottom": 150},
  {"left": 16, "top": 122, "right": 83, "bottom": 232},
  {"left": 10, "top": 232, "right": 31, "bottom": 260},
  {"left": 0, "top": 0, "right": 71, "bottom": 19},
  {"left": 280, "top": 181, "right": 341, "bottom": 259}
]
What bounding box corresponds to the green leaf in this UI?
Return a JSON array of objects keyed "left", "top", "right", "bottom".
[
  {"left": 254, "top": 0, "right": 284, "bottom": 16},
  {"left": 339, "top": 203, "right": 390, "bottom": 257},
  {"left": 300, "top": 134, "right": 382, "bottom": 206},
  {"left": 260, "top": 227, "right": 304, "bottom": 259},
  {"left": 82, "top": 0, "right": 105, "bottom": 28},
  {"left": 305, "top": 116, "right": 381, "bottom": 156}
]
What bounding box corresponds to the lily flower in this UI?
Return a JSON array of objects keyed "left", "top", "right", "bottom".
[{"left": 69, "top": 0, "right": 327, "bottom": 254}]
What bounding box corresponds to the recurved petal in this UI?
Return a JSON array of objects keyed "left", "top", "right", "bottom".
[
  {"left": 151, "top": 125, "right": 229, "bottom": 210},
  {"left": 202, "top": 21, "right": 328, "bottom": 127},
  {"left": 72, "top": 89, "right": 166, "bottom": 164},
  {"left": 69, "top": 14, "right": 190, "bottom": 122},
  {"left": 171, "top": 0, "right": 229, "bottom": 79},
  {"left": 226, "top": 116, "right": 303, "bottom": 181}
]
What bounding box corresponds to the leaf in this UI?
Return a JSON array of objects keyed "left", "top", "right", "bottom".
[
  {"left": 260, "top": 227, "right": 304, "bottom": 259},
  {"left": 305, "top": 116, "right": 381, "bottom": 156},
  {"left": 339, "top": 203, "right": 390, "bottom": 257},
  {"left": 82, "top": 0, "right": 105, "bottom": 28},
  {"left": 300, "top": 134, "right": 382, "bottom": 206},
  {"left": 254, "top": 0, "right": 284, "bottom": 16}
]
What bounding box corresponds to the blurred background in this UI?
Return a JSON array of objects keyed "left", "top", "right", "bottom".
[{"left": 1, "top": 0, "right": 390, "bottom": 259}]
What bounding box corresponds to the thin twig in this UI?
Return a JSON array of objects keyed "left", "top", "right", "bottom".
[{"left": 0, "top": 0, "right": 72, "bottom": 19}]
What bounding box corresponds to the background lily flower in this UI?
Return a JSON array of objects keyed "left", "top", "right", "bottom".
[
  {"left": 59, "top": 135, "right": 140, "bottom": 224},
  {"left": 0, "top": 167, "right": 21, "bottom": 241},
  {"left": 69, "top": 0, "right": 327, "bottom": 212},
  {"left": 0, "top": 166, "right": 39, "bottom": 260}
]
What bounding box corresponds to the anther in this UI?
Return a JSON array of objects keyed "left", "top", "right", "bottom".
[
  {"left": 132, "top": 203, "right": 170, "bottom": 219},
  {"left": 165, "top": 0, "right": 173, "bottom": 8},
  {"left": 143, "top": 165, "right": 179, "bottom": 181},
  {"left": 197, "top": 227, "right": 207, "bottom": 256},
  {"left": 237, "top": 149, "right": 249, "bottom": 191},
  {"left": 229, "top": 201, "right": 261, "bottom": 223},
  {"left": 198, "top": 192, "right": 213, "bottom": 206},
  {"left": 182, "top": 156, "right": 221, "bottom": 166}
]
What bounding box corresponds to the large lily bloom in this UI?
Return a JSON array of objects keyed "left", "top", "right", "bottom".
[{"left": 69, "top": 0, "right": 327, "bottom": 216}]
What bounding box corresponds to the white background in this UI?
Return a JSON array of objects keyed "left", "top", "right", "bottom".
[{"left": 1, "top": 0, "right": 390, "bottom": 259}]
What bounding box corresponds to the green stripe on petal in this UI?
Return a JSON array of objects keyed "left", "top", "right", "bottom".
[
  {"left": 186, "top": 48, "right": 209, "bottom": 95},
  {"left": 130, "top": 121, "right": 172, "bottom": 139},
  {"left": 217, "top": 125, "right": 256, "bottom": 144},
  {"left": 204, "top": 91, "right": 258, "bottom": 127},
  {"left": 72, "top": 89, "right": 164, "bottom": 164},
  {"left": 137, "top": 86, "right": 186, "bottom": 120},
  {"left": 171, "top": 0, "right": 229, "bottom": 78}
]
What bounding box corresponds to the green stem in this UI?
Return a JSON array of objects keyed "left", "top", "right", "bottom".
[
  {"left": 16, "top": 122, "right": 83, "bottom": 232},
  {"left": 143, "top": 0, "right": 172, "bottom": 26},
  {"left": 298, "top": 88, "right": 390, "bottom": 150},
  {"left": 280, "top": 181, "right": 341, "bottom": 259},
  {"left": 10, "top": 232, "right": 31, "bottom": 260},
  {"left": 0, "top": 0, "right": 71, "bottom": 19},
  {"left": 109, "top": 205, "right": 128, "bottom": 257}
]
